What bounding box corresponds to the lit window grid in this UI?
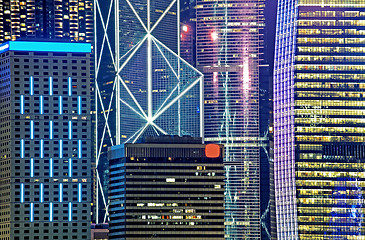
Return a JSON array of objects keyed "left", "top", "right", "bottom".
[{"left": 274, "top": 0, "right": 365, "bottom": 238}]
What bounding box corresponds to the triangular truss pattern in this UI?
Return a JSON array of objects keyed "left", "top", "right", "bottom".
[{"left": 93, "top": 0, "right": 204, "bottom": 224}]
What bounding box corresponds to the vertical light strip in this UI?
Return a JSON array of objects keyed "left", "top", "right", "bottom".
[
  {"left": 20, "top": 95, "right": 24, "bottom": 114},
  {"left": 68, "top": 121, "right": 72, "bottom": 140},
  {"left": 49, "top": 77, "right": 53, "bottom": 96},
  {"left": 68, "top": 202, "right": 72, "bottom": 222},
  {"left": 40, "top": 183, "right": 44, "bottom": 203},
  {"left": 50, "top": 158, "right": 53, "bottom": 177},
  {"left": 59, "top": 183, "right": 63, "bottom": 203},
  {"left": 40, "top": 139, "right": 44, "bottom": 158},
  {"left": 77, "top": 96, "right": 81, "bottom": 115},
  {"left": 68, "top": 158, "right": 72, "bottom": 177},
  {"left": 49, "top": 121, "right": 53, "bottom": 140},
  {"left": 68, "top": 77, "right": 72, "bottom": 96},
  {"left": 30, "top": 158, "right": 34, "bottom": 177},
  {"left": 20, "top": 139, "right": 24, "bottom": 158},
  {"left": 20, "top": 183, "right": 24, "bottom": 203},
  {"left": 49, "top": 202, "right": 53, "bottom": 222},
  {"left": 78, "top": 183, "right": 82, "bottom": 202},
  {"left": 30, "top": 76, "right": 34, "bottom": 96},
  {"left": 30, "top": 120, "right": 34, "bottom": 139},
  {"left": 59, "top": 140, "right": 63, "bottom": 158},
  {"left": 59, "top": 96, "right": 63, "bottom": 115},
  {"left": 30, "top": 203, "right": 34, "bottom": 222},
  {"left": 78, "top": 140, "right": 82, "bottom": 158},
  {"left": 40, "top": 95, "right": 44, "bottom": 114}
]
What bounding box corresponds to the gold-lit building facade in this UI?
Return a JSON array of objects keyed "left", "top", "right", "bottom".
[
  {"left": 274, "top": 0, "right": 365, "bottom": 239},
  {"left": 0, "top": 0, "right": 93, "bottom": 43}
]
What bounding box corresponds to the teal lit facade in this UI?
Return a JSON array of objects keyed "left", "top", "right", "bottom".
[
  {"left": 274, "top": 0, "right": 365, "bottom": 239},
  {"left": 0, "top": 41, "right": 92, "bottom": 239}
]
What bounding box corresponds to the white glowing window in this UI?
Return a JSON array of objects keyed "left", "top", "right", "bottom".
[
  {"left": 166, "top": 178, "right": 175, "bottom": 183},
  {"left": 137, "top": 203, "right": 144, "bottom": 207},
  {"left": 214, "top": 185, "right": 221, "bottom": 189}
]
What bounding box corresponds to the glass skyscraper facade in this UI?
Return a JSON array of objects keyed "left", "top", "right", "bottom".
[
  {"left": 274, "top": 0, "right": 365, "bottom": 239},
  {"left": 0, "top": 0, "right": 93, "bottom": 43},
  {"left": 117, "top": 0, "right": 202, "bottom": 143},
  {"left": 196, "top": 0, "right": 264, "bottom": 239}
]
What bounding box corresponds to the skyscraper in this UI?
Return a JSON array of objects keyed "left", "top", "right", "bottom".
[
  {"left": 0, "top": 0, "right": 94, "bottom": 43},
  {"left": 196, "top": 0, "right": 264, "bottom": 239},
  {"left": 108, "top": 136, "right": 225, "bottom": 239},
  {"left": 274, "top": 1, "right": 365, "bottom": 239},
  {"left": 0, "top": 41, "right": 92, "bottom": 240}
]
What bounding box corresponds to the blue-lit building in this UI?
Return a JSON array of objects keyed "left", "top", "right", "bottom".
[{"left": 0, "top": 41, "right": 92, "bottom": 240}]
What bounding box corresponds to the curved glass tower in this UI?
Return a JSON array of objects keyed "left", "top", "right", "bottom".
[
  {"left": 274, "top": 0, "right": 365, "bottom": 239},
  {"left": 196, "top": 0, "right": 264, "bottom": 239}
]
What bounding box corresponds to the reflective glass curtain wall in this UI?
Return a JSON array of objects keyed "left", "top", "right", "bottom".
[
  {"left": 274, "top": 0, "right": 365, "bottom": 239},
  {"left": 197, "top": 0, "right": 264, "bottom": 239}
]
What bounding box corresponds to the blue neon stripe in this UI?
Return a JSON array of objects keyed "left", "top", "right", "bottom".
[
  {"left": 49, "top": 77, "right": 53, "bottom": 96},
  {"left": 20, "top": 183, "right": 24, "bottom": 203},
  {"left": 20, "top": 95, "right": 24, "bottom": 114},
  {"left": 30, "top": 76, "right": 34, "bottom": 95},
  {"left": 30, "top": 203, "right": 34, "bottom": 222},
  {"left": 6, "top": 41, "right": 91, "bottom": 53},
  {"left": 69, "top": 158, "right": 72, "bottom": 177},
  {"left": 68, "top": 121, "right": 72, "bottom": 140},
  {"left": 78, "top": 183, "right": 82, "bottom": 203},
  {"left": 30, "top": 158, "right": 34, "bottom": 177},
  {"left": 59, "top": 140, "right": 63, "bottom": 158},
  {"left": 40, "top": 95, "right": 44, "bottom": 114},
  {"left": 20, "top": 139, "right": 24, "bottom": 158},
  {"left": 50, "top": 202, "right": 53, "bottom": 222},
  {"left": 50, "top": 158, "right": 53, "bottom": 177},
  {"left": 49, "top": 121, "right": 53, "bottom": 140},
  {"left": 40, "top": 139, "right": 44, "bottom": 158},
  {"left": 40, "top": 183, "right": 44, "bottom": 203},
  {"left": 30, "top": 120, "right": 34, "bottom": 139},
  {"left": 78, "top": 140, "right": 82, "bottom": 159},
  {"left": 59, "top": 96, "right": 63, "bottom": 115},
  {"left": 59, "top": 183, "right": 63, "bottom": 202},
  {"left": 77, "top": 96, "right": 81, "bottom": 115},
  {"left": 68, "top": 77, "right": 72, "bottom": 96},
  {"left": 68, "top": 202, "right": 72, "bottom": 222}
]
